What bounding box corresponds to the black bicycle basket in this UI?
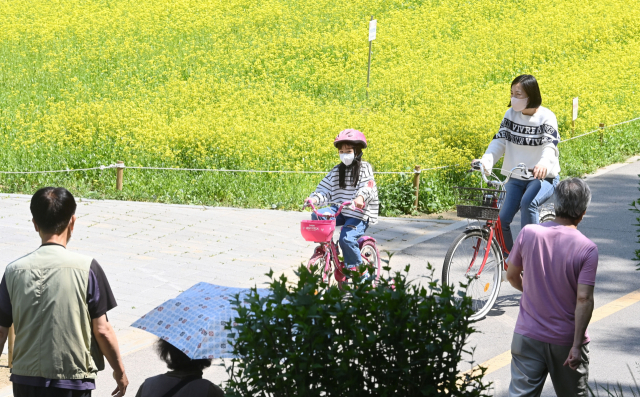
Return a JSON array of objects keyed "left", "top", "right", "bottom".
[{"left": 454, "top": 187, "right": 505, "bottom": 221}]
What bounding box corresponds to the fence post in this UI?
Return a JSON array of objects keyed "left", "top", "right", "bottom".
[
  {"left": 8, "top": 325, "right": 14, "bottom": 368},
  {"left": 116, "top": 161, "right": 124, "bottom": 191},
  {"left": 413, "top": 165, "right": 421, "bottom": 212},
  {"left": 599, "top": 123, "right": 605, "bottom": 144}
]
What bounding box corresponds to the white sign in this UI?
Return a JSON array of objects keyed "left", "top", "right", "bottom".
[
  {"left": 572, "top": 97, "right": 579, "bottom": 121},
  {"left": 369, "top": 19, "right": 377, "bottom": 41}
]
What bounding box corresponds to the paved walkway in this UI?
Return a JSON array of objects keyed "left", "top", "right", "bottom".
[
  {"left": 0, "top": 196, "right": 465, "bottom": 396},
  {"left": 0, "top": 196, "right": 463, "bottom": 333},
  {"left": 1, "top": 155, "right": 639, "bottom": 396},
  {"left": 388, "top": 156, "right": 640, "bottom": 396}
]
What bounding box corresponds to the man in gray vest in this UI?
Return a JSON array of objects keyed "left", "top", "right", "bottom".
[{"left": 0, "top": 187, "right": 129, "bottom": 396}]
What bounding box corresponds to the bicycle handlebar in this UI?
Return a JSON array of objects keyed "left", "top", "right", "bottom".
[
  {"left": 304, "top": 200, "right": 364, "bottom": 219},
  {"left": 470, "top": 161, "right": 534, "bottom": 187}
]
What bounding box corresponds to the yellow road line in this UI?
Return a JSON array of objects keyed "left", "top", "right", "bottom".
[
  {"left": 468, "top": 287, "right": 640, "bottom": 377},
  {"left": 590, "top": 289, "right": 640, "bottom": 322}
]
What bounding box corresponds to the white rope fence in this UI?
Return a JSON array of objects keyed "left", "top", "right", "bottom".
[
  {"left": 0, "top": 161, "right": 458, "bottom": 175},
  {"left": 0, "top": 164, "right": 122, "bottom": 175},
  {"left": 0, "top": 116, "right": 637, "bottom": 176},
  {"left": 124, "top": 164, "right": 457, "bottom": 174},
  {"left": 125, "top": 166, "right": 326, "bottom": 174},
  {"left": 559, "top": 116, "right": 640, "bottom": 143}
]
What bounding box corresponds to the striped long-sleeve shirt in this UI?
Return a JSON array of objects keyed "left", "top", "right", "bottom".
[{"left": 310, "top": 161, "right": 379, "bottom": 225}]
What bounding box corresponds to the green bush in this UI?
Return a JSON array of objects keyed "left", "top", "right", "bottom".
[
  {"left": 224, "top": 264, "right": 489, "bottom": 396},
  {"left": 377, "top": 174, "right": 417, "bottom": 216},
  {"left": 377, "top": 166, "right": 482, "bottom": 216}
]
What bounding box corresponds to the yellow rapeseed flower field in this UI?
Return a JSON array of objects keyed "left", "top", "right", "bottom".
[{"left": 0, "top": 0, "right": 639, "bottom": 210}]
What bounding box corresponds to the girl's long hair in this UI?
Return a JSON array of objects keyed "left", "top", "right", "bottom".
[{"left": 338, "top": 144, "right": 363, "bottom": 189}]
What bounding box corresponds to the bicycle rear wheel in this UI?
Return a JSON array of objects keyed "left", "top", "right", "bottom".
[
  {"left": 539, "top": 202, "right": 555, "bottom": 223},
  {"left": 442, "top": 229, "right": 503, "bottom": 320},
  {"left": 540, "top": 213, "right": 555, "bottom": 223},
  {"left": 360, "top": 241, "right": 381, "bottom": 285}
]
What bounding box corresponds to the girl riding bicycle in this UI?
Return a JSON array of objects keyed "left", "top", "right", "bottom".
[
  {"left": 474, "top": 74, "right": 560, "bottom": 251},
  {"left": 306, "top": 129, "right": 379, "bottom": 275}
]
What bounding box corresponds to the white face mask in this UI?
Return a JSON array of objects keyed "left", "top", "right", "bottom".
[
  {"left": 511, "top": 96, "right": 528, "bottom": 112},
  {"left": 340, "top": 153, "right": 355, "bottom": 166}
]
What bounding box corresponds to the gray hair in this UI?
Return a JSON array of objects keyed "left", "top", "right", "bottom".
[{"left": 554, "top": 178, "right": 591, "bottom": 220}]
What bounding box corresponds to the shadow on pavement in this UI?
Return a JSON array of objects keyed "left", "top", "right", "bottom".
[{"left": 486, "top": 294, "right": 521, "bottom": 317}]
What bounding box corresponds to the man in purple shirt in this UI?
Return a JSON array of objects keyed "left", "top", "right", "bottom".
[{"left": 506, "top": 178, "right": 597, "bottom": 396}]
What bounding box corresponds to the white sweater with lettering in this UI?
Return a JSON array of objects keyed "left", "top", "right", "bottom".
[{"left": 480, "top": 106, "right": 560, "bottom": 180}]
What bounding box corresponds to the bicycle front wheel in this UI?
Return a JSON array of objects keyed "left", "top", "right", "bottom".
[
  {"left": 442, "top": 229, "right": 503, "bottom": 320},
  {"left": 360, "top": 241, "right": 381, "bottom": 285},
  {"left": 308, "top": 249, "right": 335, "bottom": 288}
]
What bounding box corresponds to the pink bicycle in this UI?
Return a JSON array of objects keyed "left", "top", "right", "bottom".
[{"left": 301, "top": 200, "right": 381, "bottom": 288}]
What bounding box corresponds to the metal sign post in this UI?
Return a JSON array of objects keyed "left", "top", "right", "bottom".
[
  {"left": 366, "top": 16, "right": 376, "bottom": 99},
  {"left": 572, "top": 97, "right": 579, "bottom": 135}
]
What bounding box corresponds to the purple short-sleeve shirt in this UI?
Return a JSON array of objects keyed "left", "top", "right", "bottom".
[{"left": 508, "top": 222, "right": 598, "bottom": 346}]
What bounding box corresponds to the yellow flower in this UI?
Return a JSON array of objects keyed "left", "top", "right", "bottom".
[{"left": 0, "top": 0, "right": 637, "bottom": 176}]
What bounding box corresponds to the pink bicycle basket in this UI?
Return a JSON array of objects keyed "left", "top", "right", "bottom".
[{"left": 300, "top": 220, "right": 336, "bottom": 242}]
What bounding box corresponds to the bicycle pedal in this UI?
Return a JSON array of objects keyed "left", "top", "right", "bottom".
[{"left": 501, "top": 270, "right": 508, "bottom": 282}]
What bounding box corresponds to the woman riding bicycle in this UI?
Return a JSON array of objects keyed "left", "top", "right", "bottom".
[
  {"left": 474, "top": 74, "right": 560, "bottom": 252},
  {"left": 305, "top": 129, "right": 379, "bottom": 274}
]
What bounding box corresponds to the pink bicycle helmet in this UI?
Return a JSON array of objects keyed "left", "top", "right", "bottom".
[{"left": 334, "top": 129, "right": 368, "bottom": 149}]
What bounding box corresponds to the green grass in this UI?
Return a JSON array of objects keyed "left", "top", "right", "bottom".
[{"left": 1, "top": 121, "right": 638, "bottom": 216}]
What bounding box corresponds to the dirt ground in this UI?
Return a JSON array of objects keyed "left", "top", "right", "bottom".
[{"left": 397, "top": 210, "right": 464, "bottom": 221}]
